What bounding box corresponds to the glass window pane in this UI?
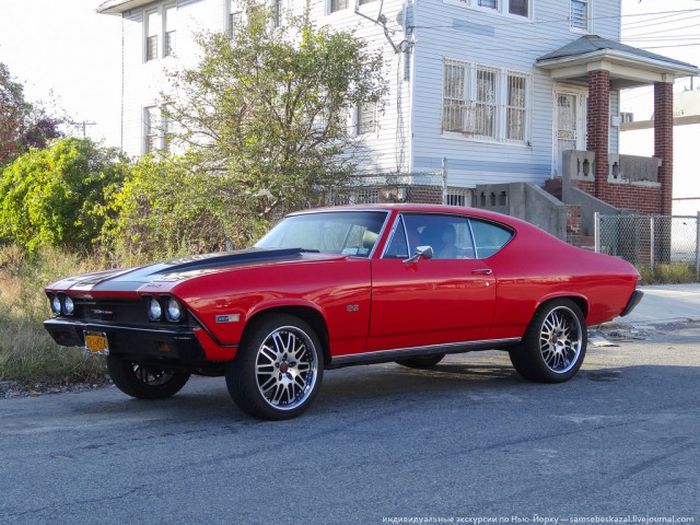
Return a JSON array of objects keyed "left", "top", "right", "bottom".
[
  {"left": 358, "top": 102, "right": 377, "bottom": 135},
  {"left": 470, "top": 219, "right": 513, "bottom": 258},
  {"left": 509, "top": 0, "right": 528, "bottom": 16},
  {"left": 384, "top": 218, "right": 409, "bottom": 259},
  {"left": 255, "top": 211, "right": 386, "bottom": 257},
  {"left": 478, "top": 0, "right": 498, "bottom": 9},
  {"left": 403, "top": 214, "right": 475, "bottom": 260},
  {"left": 331, "top": 0, "right": 348, "bottom": 12},
  {"left": 571, "top": 0, "right": 588, "bottom": 30}
]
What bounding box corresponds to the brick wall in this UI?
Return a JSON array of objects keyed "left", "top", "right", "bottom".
[
  {"left": 587, "top": 70, "right": 610, "bottom": 200},
  {"left": 654, "top": 82, "right": 674, "bottom": 216}
]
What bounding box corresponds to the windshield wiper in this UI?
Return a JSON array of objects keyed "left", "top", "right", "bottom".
[{"left": 298, "top": 248, "right": 321, "bottom": 253}]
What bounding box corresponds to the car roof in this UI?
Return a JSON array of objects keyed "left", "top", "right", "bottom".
[{"left": 290, "top": 203, "right": 524, "bottom": 227}]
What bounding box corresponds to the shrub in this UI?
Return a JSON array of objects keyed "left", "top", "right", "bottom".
[
  {"left": 102, "top": 155, "right": 269, "bottom": 259},
  {"left": 637, "top": 263, "right": 697, "bottom": 285},
  {"left": 0, "top": 137, "right": 127, "bottom": 252}
]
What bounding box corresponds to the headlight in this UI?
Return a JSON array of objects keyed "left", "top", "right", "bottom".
[
  {"left": 50, "top": 295, "right": 62, "bottom": 315},
  {"left": 148, "top": 298, "right": 162, "bottom": 321},
  {"left": 166, "top": 298, "right": 182, "bottom": 322},
  {"left": 63, "top": 296, "right": 75, "bottom": 316}
]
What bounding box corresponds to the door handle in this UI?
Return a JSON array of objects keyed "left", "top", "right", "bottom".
[{"left": 471, "top": 268, "right": 493, "bottom": 275}]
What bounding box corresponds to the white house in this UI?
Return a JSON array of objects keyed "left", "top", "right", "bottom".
[{"left": 97, "top": 0, "right": 697, "bottom": 220}]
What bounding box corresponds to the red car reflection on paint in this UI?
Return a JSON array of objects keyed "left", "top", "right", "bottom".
[{"left": 44, "top": 204, "right": 642, "bottom": 420}]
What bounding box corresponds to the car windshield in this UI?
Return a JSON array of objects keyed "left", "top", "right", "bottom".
[{"left": 255, "top": 211, "right": 387, "bottom": 257}]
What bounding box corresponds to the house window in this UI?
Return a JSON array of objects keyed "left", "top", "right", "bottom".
[
  {"left": 508, "top": 0, "right": 528, "bottom": 17},
  {"left": 477, "top": 0, "right": 497, "bottom": 9},
  {"left": 359, "top": 0, "right": 377, "bottom": 4},
  {"left": 571, "top": 0, "right": 589, "bottom": 31},
  {"left": 357, "top": 102, "right": 377, "bottom": 135},
  {"left": 272, "top": 0, "right": 282, "bottom": 27},
  {"left": 474, "top": 66, "right": 497, "bottom": 139},
  {"left": 330, "top": 0, "right": 348, "bottom": 13},
  {"left": 164, "top": 6, "right": 176, "bottom": 57},
  {"left": 506, "top": 73, "right": 527, "bottom": 141},
  {"left": 144, "top": 106, "right": 159, "bottom": 154},
  {"left": 442, "top": 59, "right": 529, "bottom": 144},
  {"left": 145, "top": 10, "right": 160, "bottom": 61},
  {"left": 442, "top": 61, "right": 467, "bottom": 133},
  {"left": 162, "top": 111, "right": 173, "bottom": 153}
]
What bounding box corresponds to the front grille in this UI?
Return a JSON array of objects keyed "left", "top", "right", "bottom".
[{"left": 73, "top": 299, "right": 146, "bottom": 324}]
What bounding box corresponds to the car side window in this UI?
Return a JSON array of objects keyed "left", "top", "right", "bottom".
[
  {"left": 470, "top": 219, "right": 514, "bottom": 258},
  {"left": 402, "top": 214, "right": 475, "bottom": 260},
  {"left": 384, "top": 216, "right": 410, "bottom": 259}
]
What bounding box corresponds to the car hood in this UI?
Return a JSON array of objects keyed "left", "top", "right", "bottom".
[{"left": 46, "top": 248, "right": 339, "bottom": 295}]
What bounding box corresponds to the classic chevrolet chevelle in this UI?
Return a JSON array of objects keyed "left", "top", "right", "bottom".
[{"left": 45, "top": 204, "right": 643, "bottom": 419}]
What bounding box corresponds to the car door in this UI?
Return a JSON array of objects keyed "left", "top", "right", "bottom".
[{"left": 368, "top": 213, "right": 496, "bottom": 352}]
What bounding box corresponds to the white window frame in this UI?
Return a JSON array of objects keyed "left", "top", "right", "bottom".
[
  {"left": 355, "top": 102, "right": 378, "bottom": 136},
  {"left": 144, "top": 8, "right": 160, "bottom": 62},
  {"left": 163, "top": 4, "right": 176, "bottom": 58},
  {"left": 143, "top": 106, "right": 160, "bottom": 154},
  {"left": 570, "top": 0, "right": 591, "bottom": 33},
  {"left": 441, "top": 58, "right": 532, "bottom": 146},
  {"left": 442, "top": 0, "right": 533, "bottom": 20},
  {"left": 504, "top": 71, "right": 528, "bottom": 143}
]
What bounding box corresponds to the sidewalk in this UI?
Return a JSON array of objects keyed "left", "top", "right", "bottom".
[{"left": 617, "top": 283, "right": 700, "bottom": 325}]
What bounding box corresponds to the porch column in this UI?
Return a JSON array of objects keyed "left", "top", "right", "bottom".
[
  {"left": 587, "top": 69, "right": 610, "bottom": 199},
  {"left": 654, "top": 81, "right": 674, "bottom": 216}
]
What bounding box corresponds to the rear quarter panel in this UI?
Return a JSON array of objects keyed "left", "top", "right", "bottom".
[{"left": 488, "top": 223, "right": 638, "bottom": 339}]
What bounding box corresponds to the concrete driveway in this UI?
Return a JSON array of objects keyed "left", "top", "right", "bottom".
[{"left": 1, "top": 323, "right": 699, "bottom": 524}]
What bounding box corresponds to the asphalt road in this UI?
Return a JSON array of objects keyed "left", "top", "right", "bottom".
[{"left": 1, "top": 323, "right": 699, "bottom": 525}]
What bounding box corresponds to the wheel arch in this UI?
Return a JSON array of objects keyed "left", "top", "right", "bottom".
[
  {"left": 241, "top": 304, "right": 331, "bottom": 367},
  {"left": 534, "top": 293, "right": 589, "bottom": 320}
]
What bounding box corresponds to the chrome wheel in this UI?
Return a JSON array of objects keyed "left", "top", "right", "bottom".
[
  {"left": 539, "top": 306, "right": 583, "bottom": 374},
  {"left": 255, "top": 326, "right": 319, "bottom": 411},
  {"left": 132, "top": 363, "right": 175, "bottom": 386}
]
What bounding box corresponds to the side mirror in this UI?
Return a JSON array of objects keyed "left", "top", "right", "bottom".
[{"left": 403, "top": 245, "right": 433, "bottom": 264}]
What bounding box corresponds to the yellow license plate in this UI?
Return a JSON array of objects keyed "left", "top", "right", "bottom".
[{"left": 84, "top": 332, "right": 109, "bottom": 355}]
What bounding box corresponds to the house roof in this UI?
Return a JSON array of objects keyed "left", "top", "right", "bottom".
[
  {"left": 97, "top": 0, "right": 157, "bottom": 14},
  {"left": 537, "top": 35, "right": 698, "bottom": 75}
]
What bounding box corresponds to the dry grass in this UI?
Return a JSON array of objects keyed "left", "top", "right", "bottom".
[
  {"left": 0, "top": 245, "right": 109, "bottom": 384},
  {"left": 637, "top": 263, "right": 698, "bottom": 285}
]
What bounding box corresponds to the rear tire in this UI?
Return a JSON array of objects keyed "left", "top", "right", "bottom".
[
  {"left": 225, "top": 314, "right": 324, "bottom": 420},
  {"left": 107, "top": 355, "right": 190, "bottom": 399},
  {"left": 395, "top": 353, "right": 445, "bottom": 369},
  {"left": 509, "top": 299, "right": 587, "bottom": 383}
]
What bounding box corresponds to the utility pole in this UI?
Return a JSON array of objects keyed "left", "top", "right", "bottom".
[{"left": 67, "top": 120, "right": 97, "bottom": 138}]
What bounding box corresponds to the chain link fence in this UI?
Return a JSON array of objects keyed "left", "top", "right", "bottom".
[
  {"left": 328, "top": 172, "right": 472, "bottom": 207},
  {"left": 595, "top": 213, "right": 700, "bottom": 281}
]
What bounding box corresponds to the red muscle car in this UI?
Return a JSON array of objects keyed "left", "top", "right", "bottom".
[{"left": 44, "top": 204, "right": 643, "bottom": 419}]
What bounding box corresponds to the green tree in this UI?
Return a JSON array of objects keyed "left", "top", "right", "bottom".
[
  {"left": 0, "top": 138, "right": 127, "bottom": 252},
  {"left": 162, "top": 1, "right": 386, "bottom": 225},
  {"left": 0, "top": 63, "right": 62, "bottom": 167}
]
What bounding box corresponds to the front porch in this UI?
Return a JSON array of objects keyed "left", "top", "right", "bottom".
[{"left": 537, "top": 35, "right": 698, "bottom": 221}]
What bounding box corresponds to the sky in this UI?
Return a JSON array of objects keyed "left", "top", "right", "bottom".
[
  {"left": 0, "top": 0, "right": 698, "bottom": 148},
  {"left": 619, "top": 0, "right": 700, "bottom": 119},
  {"left": 0, "top": 0, "right": 122, "bottom": 147}
]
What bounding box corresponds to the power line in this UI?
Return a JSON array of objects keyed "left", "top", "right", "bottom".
[
  {"left": 623, "top": 16, "right": 700, "bottom": 37},
  {"left": 409, "top": 7, "right": 700, "bottom": 31},
  {"left": 621, "top": 10, "right": 696, "bottom": 29}
]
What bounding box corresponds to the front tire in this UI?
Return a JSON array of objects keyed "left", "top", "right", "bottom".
[
  {"left": 106, "top": 355, "right": 191, "bottom": 399},
  {"left": 395, "top": 353, "right": 445, "bottom": 369},
  {"left": 509, "top": 299, "right": 587, "bottom": 383},
  {"left": 226, "top": 314, "right": 324, "bottom": 420}
]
